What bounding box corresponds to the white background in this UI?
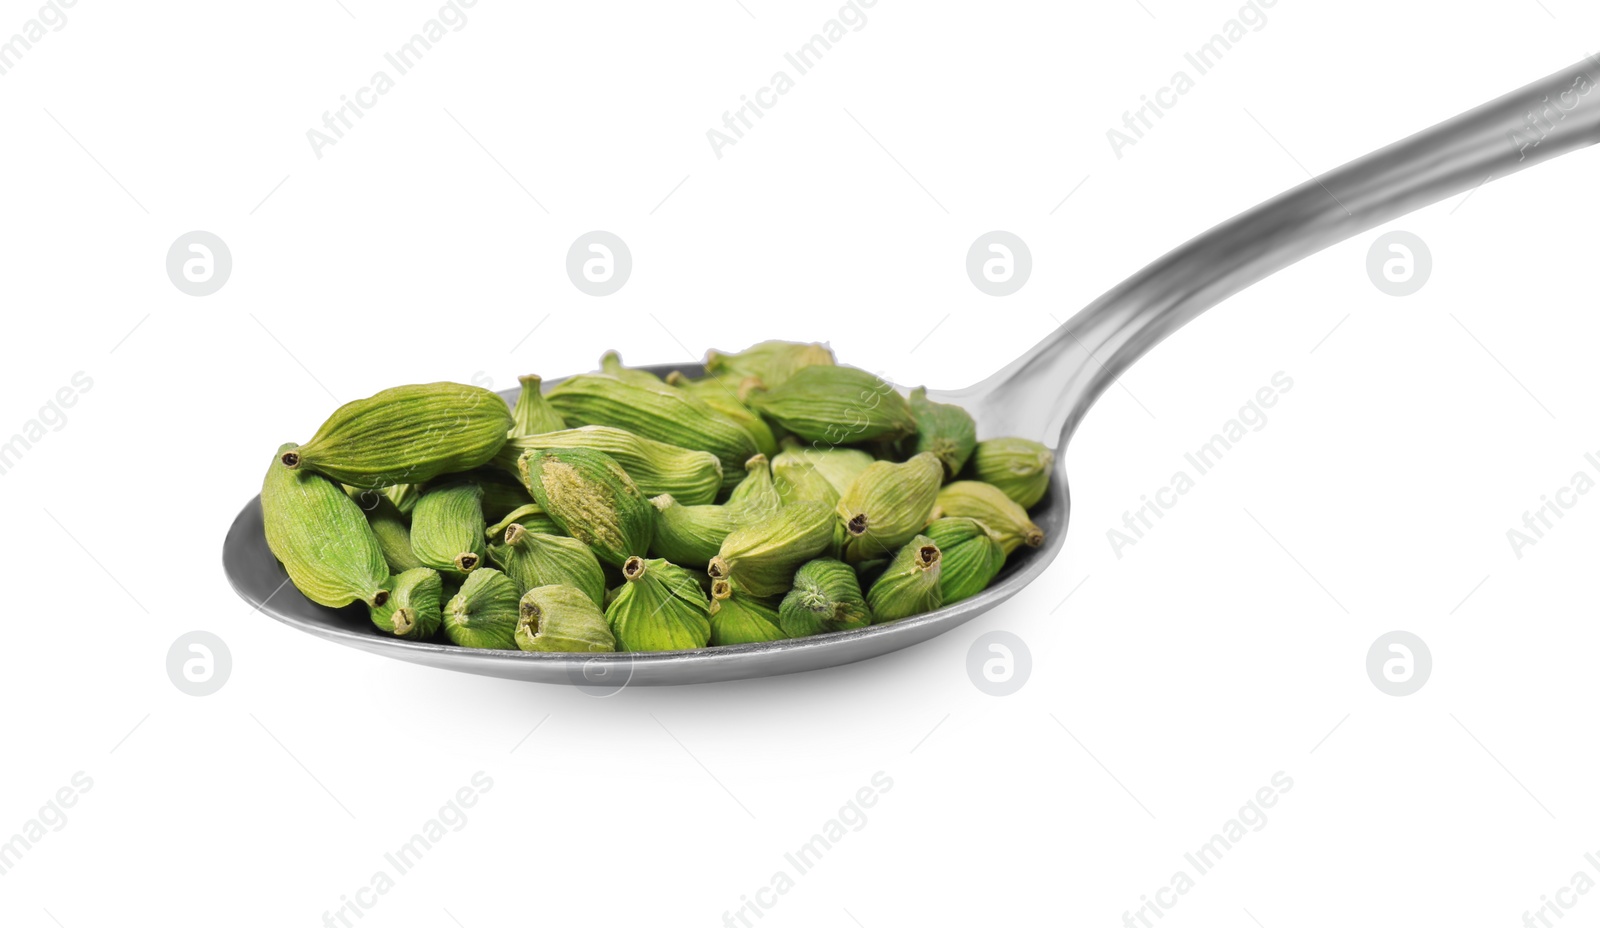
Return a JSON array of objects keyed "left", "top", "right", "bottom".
[{"left": 1, "top": 1, "right": 1597, "bottom": 925}]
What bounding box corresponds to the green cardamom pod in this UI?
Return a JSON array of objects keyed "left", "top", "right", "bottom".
[
  {"left": 923, "top": 517, "right": 1006, "bottom": 604},
  {"left": 484, "top": 503, "right": 563, "bottom": 541},
  {"left": 262, "top": 443, "right": 391, "bottom": 609},
  {"left": 746, "top": 365, "right": 915, "bottom": 445},
  {"left": 707, "top": 500, "right": 835, "bottom": 599},
  {"left": 649, "top": 494, "right": 740, "bottom": 568},
  {"left": 967, "top": 438, "right": 1055, "bottom": 509},
  {"left": 909, "top": 386, "right": 978, "bottom": 478},
  {"left": 410, "top": 481, "right": 488, "bottom": 578},
  {"left": 456, "top": 467, "right": 535, "bottom": 524},
  {"left": 725, "top": 454, "right": 782, "bottom": 521},
  {"left": 515, "top": 584, "right": 616, "bottom": 653},
  {"left": 707, "top": 579, "right": 786, "bottom": 645},
  {"left": 499, "top": 425, "right": 723, "bottom": 505},
  {"left": 546, "top": 373, "right": 759, "bottom": 492},
  {"left": 489, "top": 523, "right": 606, "bottom": 607},
  {"left": 518, "top": 448, "right": 655, "bottom": 567},
  {"left": 866, "top": 536, "right": 943, "bottom": 622},
  {"left": 385, "top": 483, "right": 422, "bottom": 516},
  {"left": 280, "top": 382, "right": 513, "bottom": 488},
  {"left": 606, "top": 556, "right": 711, "bottom": 651},
  {"left": 935, "top": 481, "right": 1045, "bottom": 555},
  {"left": 599, "top": 350, "right": 669, "bottom": 387},
  {"left": 777, "top": 441, "right": 874, "bottom": 492},
  {"left": 778, "top": 558, "right": 872, "bottom": 637},
  {"left": 368, "top": 567, "right": 444, "bottom": 640},
  {"left": 771, "top": 448, "right": 842, "bottom": 507},
  {"left": 704, "top": 339, "right": 836, "bottom": 389},
  {"left": 836, "top": 452, "right": 943, "bottom": 564},
  {"left": 665, "top": 372, "right": 781, "bottom": 458},
  {"left": 443, "top": 568, "right": 521, "bottom": 649},
  {"left": 510, "top": 374, "right": 568, "bottom": 437},
  {"left": 347, "top": 486, "right": 425, "bottom": 573}
]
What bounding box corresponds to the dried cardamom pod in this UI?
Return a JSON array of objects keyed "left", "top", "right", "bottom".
[
  {"left": 347, "top": 487, "right": 425, "bottom": 573},
  {"left": 489, "top": 524, "right": 606, "bottom": 607},
  {"left": 923, "top": 517, "right": 1006, "bottom": 604},
  {"left": 836, "top": 452, "right": 943, "bottom": 564},
  {"left": 485, "top": 503, "right": 563, "bottom": 541},
  {"left": 724, "top": 454, "right": 782, "bottom": 521},
  {"left": 606, "top": 556, "right": 712, "bottom": 651},
  {"left": 385, "top": 483, "right": 422, "bottom": 516},
  {"left": 778, "top": 558, "right": 872, "bottom": 637},
  {"left": 262, "top": 443, "right": 391, "bottom": 609},
  {"left": 410, "top": 481, "right": 488, "bottom": 578},
  {"left": 935, "top": 481, "right": 1045, "bottom": 555},
  {"left": 649, "top": 494, "right": 739, "bottom": 568},
  {"left": 746, "top": 365, "right": 915, "bottom": 444},
  {"left": 771, "top": 448, "right": 842, "bottom": 507},
  {"left": 776, "top": 441, "right": 874, "bottom": 492},
  {"left": 518, "top": 448, "right": 655, "bottom": 567},
  {"left": 708, "top": 579, "right": 786, "bottom": 645},
  {"left": 599, "top": 350, "right": 669, "bottom": 387},
  {"left": 499, "top": 425, "right": 723, "bottom": 505},
  {"left": 909, "top": 386, "right": 978, "bottom": 478},
  {"left": 704, "top": 339, "right": 836, "bottom": 389},
  {"left": 967, "top": 438, "right": 1055, "bottom": 509},
  {"left": 463, "top": 467, "right": 537, "bottom": 524},
  {"left": 707, "top": 500, "right": 835, "bottom": 599},
  {"left": 280, "top": 382, "right": 513, "bottom": 488},
  {"left": 443, "top": 568, "right": 521, "bottom": 649},
  {"left": 368, "top": 567, "right": 444, "bottom": 640},
  {"left": 866, "top": 536, "right": 943, "bottom": 622},
  {"left": 545, "top": 373, "right": 759, "bottom": 492},
  {"left": 666, "top": 372, "right": 781, "bottom": 458},
  {"left": 515, "top": 584, "right": 616, "bottom": 653},
  {"left": 510, "top": 374, "right": 567, "bottom": 437}
]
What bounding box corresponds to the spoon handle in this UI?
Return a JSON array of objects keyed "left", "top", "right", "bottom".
[{"left": 952, "top": 56, "right": 1600, "bottom": 447}]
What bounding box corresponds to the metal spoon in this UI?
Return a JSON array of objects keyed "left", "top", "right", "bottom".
[{"left": 222, "top": 57, "right": 1600, "bottom": 686}]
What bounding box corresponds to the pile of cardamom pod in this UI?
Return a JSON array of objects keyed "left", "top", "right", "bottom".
[{"left": 260, "top": 341, "right": 1052, "bottom": 654}]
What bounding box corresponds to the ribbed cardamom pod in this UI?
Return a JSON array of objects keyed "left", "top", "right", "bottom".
[
  {"left": 498, "top": 426, "right": 723, "bottom": 505},
  {"left": 967, "top": 438, "right": 1055, "bottom": 509},
  {"left": 410, "top": 481, "right": 488, "bottom": 578},
  {"left": 262, "top": 443, "right": 391, "bottom": 609},
  {"left": 836, "top": 452, "right": 943, "bottom": 564},
  {"left": 386, "top": 483, "right": 422, "bottom": 516},
  {"left": 485, "top": 503, "right": 563, "bottom": 541},
  {"left": 649, "top": 494, "right": 740, "bottom": 568},
  {"left": 707, "top": 579, "right": 786, "bottom": 645},
  {"left": 346, "top": 487, "right": 425, "bottom": 573},
  {"left": 776, "top": 441, "right": 874, "bottom": 492},
  {"left": 443, "top": 568, "right": 521, "bottom": 649},
  {"left": 935, "top": 482, "right": 1045, "bottom": 555},
  {"left": 517, "top": 448, "right": 655, "bottom": 567},
  {"left": 457, "top": 467, "right": 536, "bottom": 524},
  {"left": 599, "top": 350, "right": 669, "bottom": 387},
  {"left": 866, "top": 536, "right": 943, "bottom": 622},
  {"left": 725, "top": 454, "right": 782, "bottom": 521},
  {"left": 704, "top": 339, "right": 836, "bottom": 389},
  {"left": 771, "top": 449, "right": 842, "bottom": 507},
  {"left": 606, "top": 556, "right": 712, "bottom": 651},
  {"left": 515, "top": 584, "right": 616, "bottom": 653},
  {"left": 746, "top": 365, "right": 915, "bottom": 444},
  {"left": 368, "top": 568, "right": 444, "bottom": 640},
  {"left": 778, "top": 558, "right": 872, "bottom": 637},
  {"left": 909, "top": 386, "right": 978, "bottom": 479},
  {"left": 489, "top": 523, "right": 606, "bottom": 607},
  {"left": 280, "top": 382, "right": 513, "bottom": 488},
  {"left": 707, "top": 500, "right": 835, "bottom": 599},
  {"left": 665, "top": 372, "right": 781, "bottom": 458},
  {"left": 922, "top": 517, "right": 1006, "bottom": 604},
  {"left": 545, "top": 374, "right": 759, "bottom": 492},
  {"left": 509, "top": 374, "right": 567, "bottom": 437}
]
